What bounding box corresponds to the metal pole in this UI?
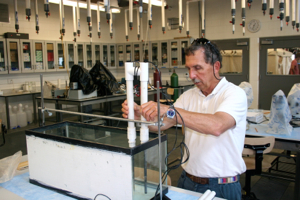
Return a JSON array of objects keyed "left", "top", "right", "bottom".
[
  {"left": 157, "top": 81, "right": 162, "bottom": 200},
  {"left": 40, "top": 74, "right": 45, "bottom": 126}
]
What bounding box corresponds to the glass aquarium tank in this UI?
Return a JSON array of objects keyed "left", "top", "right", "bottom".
[{"left": 26, "top": 121, "right": 168, "bottom": 200}]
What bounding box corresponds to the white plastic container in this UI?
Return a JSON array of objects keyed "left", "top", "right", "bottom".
[
  {"left": 17, "top": 104, "right": 27, "bottom": 128},
  {"left": 9, "top": 105, "right": 18, "bottom": 129},
  {"left": 25, "top": 105, "right": 33, "bottom": 124}
]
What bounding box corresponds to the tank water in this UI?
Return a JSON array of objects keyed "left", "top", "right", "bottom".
[
  {"left": 24, "top": 105, "right": 33, "bottom": 124},
  {"left": 17, "top": 104, "right": 27, "bottom": 128},
  {"left": 9, "top": 105, "right": 18, "bottom": 129}
]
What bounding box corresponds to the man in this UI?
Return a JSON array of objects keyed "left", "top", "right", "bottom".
[
  {"left": 122, "top": 38, "right": 247, "bottom": 200},
  {"left": 289, "top": 53, "right": 300, "bottom": 75}
]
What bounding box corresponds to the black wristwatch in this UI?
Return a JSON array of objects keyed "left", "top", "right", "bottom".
[{"left": 166, "top": 107, "right": 176, "bottom": 119}]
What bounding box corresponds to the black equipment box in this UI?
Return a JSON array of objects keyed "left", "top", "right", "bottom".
[{"left": 4, "top": 32, "right": 29, "bottom": 39}]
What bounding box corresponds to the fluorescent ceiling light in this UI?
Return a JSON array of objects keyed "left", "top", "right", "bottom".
[
  {"left": 49, "top": 0, "right": 120, "bottom": 13},
  {"left": 140, "top": 0, "right": 167, "bottom": 6}
]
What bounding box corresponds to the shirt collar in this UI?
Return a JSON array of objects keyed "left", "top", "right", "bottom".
[{"left": 198, "top": 77, "right": 227, "bottom": 97}]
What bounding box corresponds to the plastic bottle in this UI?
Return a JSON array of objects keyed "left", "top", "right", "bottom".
[
  {"left": 24, "top": 105, "right": 33, "bottom": 124},
  {"left": 9, "top": 105, "right": 18, "bottom": 129},
  {"left": 17, "top": 104, "right": 27, "bottom": 128},
  {"left": 170, "top": 69, "right": 179, "bottom": 102}
]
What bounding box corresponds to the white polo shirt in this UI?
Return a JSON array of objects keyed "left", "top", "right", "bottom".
[{"left": 174, "top": 78, "right": 247, "bottom": 178}]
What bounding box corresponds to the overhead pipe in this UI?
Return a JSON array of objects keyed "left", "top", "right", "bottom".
[
  {"left": 278, "top": 0, "right": 284, "bottom": 30},
  {"left": 59, "top": 0, "right": 63, "bottom": 35},
  {"left": 137, "top": 8, "right": 140, "bottom": 40},
  {"left": 161, "top": 0, "right": 165, "bottom": 34},
  {"left": 286, "top": 0, "right": 290, "bottom": 25},
  {"left": 129, "top": 0, "right": 133, "bottom": 30},
  {"left": 230, "top": 0, "right": 236, "bottom": 34},
  {"left": 61, "top": 0, "right": 65, "bottom": 36},
  {"left": 14, "top": 0, "right": 19, "bottom": 33},
  {"left": 26, "top": 0, "right": 31, "bottom": 21},
  {"left": 97, "top": 1, "right": 101, "bottom": 38},
  {"left": 179, "top": 0, "right": 183, "bottom": 33},
  {"left": 105, "top": 0, "right": 110, "bottom": 23},
  {"left": 125, "top": 62, "right": 149, "bottom": 147},
  {"left": 241, "top": 0, "right": 246, "bottom": 36},
  {"left": 292, "top": 0, "right": 296, "bottom": 28},
  {"left": 186, "top": 1, "right": 189, "bottom": 37},
  {"left": 77, "top": 0, "right": 81, "bottom": 36},
  {"left": 72, "top": 6, "right": 77, "bottom": 42},
  {"left": 44, "top": 0, "right": 50, "bottom": 17},
  {"left": 125, "top": 8, "right": 139, "bottom": 41},
  {"left": 139, "top": 0, "right": 143, "bottom": 18},
  {"left": 148, "top": 0, "right": 152, "bottom": 28},
  {"left": 269, "top": 0, "right": 274, "bottom": 19},
  {"left": 125, "top": 10, "right": 129, "bottom": 41},
  {"left": 296, "top": 0, "right": 299, "bottom": 31},
  {"left": 262, "top": 0, "right": 267, "bottom": 15},
  {"left": 201, "top": 0, "right": 205, "bottom": 37},
  {"left": 110, "top": 10, "right": 113, "bottom": 39},
  {"left": 35, "top": 0, "right": 39, "bottom": 34},
  {"left": 87, "top": 0, "right": 92, "bottom": 38}
]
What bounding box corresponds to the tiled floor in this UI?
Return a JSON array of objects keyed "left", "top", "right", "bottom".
[{"left": 0, "top": 121, "right": 296, "bottom": 200}]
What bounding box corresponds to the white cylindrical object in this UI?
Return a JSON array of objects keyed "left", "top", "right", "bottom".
[
  {"left": 231, "top": 0, "right": 235, "bottom": 9},
  {"left": 263, "top": 0, "right": 267, "bottom": 3},
  {"left": 179, "top": 0, "right": 182, "bottom": 27},
  {"left": 77, "top": 0, "right": 80, "bottom": 32},
  {"left": 198, "top": 190, "right": 211, "bottom": 200},
  {"left": 270, "top": 0, "right": 274, "bottom": 8},
  {"left": 14, "top": 0, "right": 18, "bottom": 25},
  {"left": 17, "top": 104, "right": 27, "bottom": 128},
  {"left": 148, "top": 0, "right": 152, "bottom": 23},
  {"left": 286, "top": 0, "right": 290, "bottom": 17},
  {"left": 110, "top": 10, "right": 113, "bottom": 37},
  {"left": 297, "top": 0, "right": 299, "bottom": 23},
  {"left": 35, "top": 0, "right": 38, "bottom": 15},
  {"left": 186, "top": 2, "right": 189, "bottom": 34},
  {"left": 97, "top": 1, "right": 101, "bottom": 33},
  {"left": 59, "top": 0, "right": 62, "bottom": 32},
  {"left": 61, "top": 0, "right": 65, "bottom": 30},
  {"left": 201, "top": 0, "right": 205, "bottom": 31},
  {"left": 35, "top": 0, "right": 39, "bottom": 27},
  {"left": 26, "top": 0, "right": 30, "bottom": 9},
  {"left": 87, "top": 0, "right": 91, "bottom": 18},
  {"left": 125, "top": 10, "right": 128, "bottom": 37},
  {"left": 242, "top": 0, "right": 246, "bottom": 8},
  {"left": 125, "top": 62, "right": 136, "bottom": 147},
  {"left": 129, "top": 0, "right": 133, "bottom": 28},
  {"left": 140, "top": 62, "right": 149, "bottom": 143},
  {"left": 9, "top": 105, "right": 18, "bottom": 129},
  {"left": 204, "top": 191, "right": 216, "bottom": 200},
  {"left": 161, "top": 0, "right": 165, "bottom": 28},
  {"left": 73, "top": 6, "right": 76, "bottom": 34},
  {"left": 136, "top": 9, "right": 140, "bottom": 37},
  {"left": 292, "top": 0, "right": 296, "bottom": 21},
  {"left": 25, "top": 105, "right": 33, "bottom": 124}
]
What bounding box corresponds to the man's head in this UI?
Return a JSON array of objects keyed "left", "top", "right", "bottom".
[{"left": 184, "top": 38, "right": 222, "bottom": 96}]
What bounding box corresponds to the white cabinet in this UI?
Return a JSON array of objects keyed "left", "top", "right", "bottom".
[
  {"left": 101, "top": 44, "right": 116, "bottom": 68},
  {"left": 133, "top": 43, "right": 142, "bottom": 62},
  {"left": 0, "top": 39, "right": 8, "bottom": 74},
  {"left": 32, "top": 40, "right": 46, "bottom": 72},
  {"left": 125, "top": 43, "right": 132, "bottom": 63},
  {"left": 142, "top": 43, "right": 149, "bottom": 63},
  {"left": 85, "top": 43, "right": 93, "bottom": 70},
  {"left": 6, "top": 39, "right": 21, "bottom": 73},
  {"left": 179, "top": 38, "right": 193, "bottom": 68},
  {"left": 150, "top": 41, "right": 160, "bottom": 68},
  {"left": 170, "top": 40, "right": 179, "bottom": 69},
  {"left": 45, "top": 41, "right": 56, "bottom": 72}
]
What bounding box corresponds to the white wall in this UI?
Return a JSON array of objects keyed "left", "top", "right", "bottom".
[{"left": 0, "top": 0, "right": 299, "bottom": 108}]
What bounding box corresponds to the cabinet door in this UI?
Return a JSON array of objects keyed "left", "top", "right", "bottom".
[
  {"left": 77, "top": 43, "right": 84, "bottom": 67},
  {"left": 150, "top": 42, "right": 159, "bottom": 67},
  {"left": 56, "top": 42, "right": 67, "bottom": 71},
  {"left": 93, "top": 43, "right": 101, "bottom": 65},
  {"left": 170, "top": 40, "right": 179, "bottom": 69},
  {"left": 125, "top": 44, "right": 132, "bottom": 63},
  {"left": 0, "top": 39, "right": 8, "bottom": 74},
  {"left": 109, "top": 44, "right": 116, "bottom": 68},
  {"left": 117, "top": 44, "right": 124, "bottom": 68},
  {"left": 179, "top": 39, "right": 192, "bottom": 68},
  {"left": 7, "top": 39, "right": 21, "bottom": 73},
  {"left": 20, "top": 40, "right": 34, "bottom": 73},
  {"left": 102, "top": 44, "right": 108, "bottom": 67},
  {"left": 143, "top": 43, "right": 149, "bottom": 63},
  {"left": 160, "top": 41, "right": 169, "bottom": 68},
  {"left": 33, "top": 41, "right": 46, "bottom": 72},
  {"left": 66, "top": 42, "right": 75, "bottom": 71},
  {"left": 85, "top": 43, "right": 92, "bottom": 69},
  {"left": 45, "top": 41, "right": 56, "bottom": 72},
  {"left": 133, "top": 43, "right": 141, "bottom": 62}
]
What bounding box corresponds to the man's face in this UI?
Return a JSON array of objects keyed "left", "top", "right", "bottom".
[{"left": 185, "top": 48, "right": 218, "bottom": 93}]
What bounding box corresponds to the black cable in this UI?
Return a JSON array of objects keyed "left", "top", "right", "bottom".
[{"left": 94, "top": 193, "right": 111, "bottom": 200}]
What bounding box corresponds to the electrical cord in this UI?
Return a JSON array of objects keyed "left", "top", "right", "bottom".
[{"left": 94, "top": 193, "right": 111, "bottom": 200}]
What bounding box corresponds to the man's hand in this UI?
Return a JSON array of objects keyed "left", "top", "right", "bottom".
[
  {"left": 140, "top": 101, "right": 169, "bottom": 121},
  {"left": 121, "top": 100, "right": 141, "bottom": 120}
]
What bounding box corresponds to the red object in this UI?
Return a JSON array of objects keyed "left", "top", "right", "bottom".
[
  {"left": 153, "top": 69, "right": 162, "bottom": 102},
  {"left": 47, "top": 52, "right": 54, "bottom": 61}
]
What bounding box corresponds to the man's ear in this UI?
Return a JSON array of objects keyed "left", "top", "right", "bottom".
[{"left": 214, "top": 61, "right": 221, "bottom": 72}]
